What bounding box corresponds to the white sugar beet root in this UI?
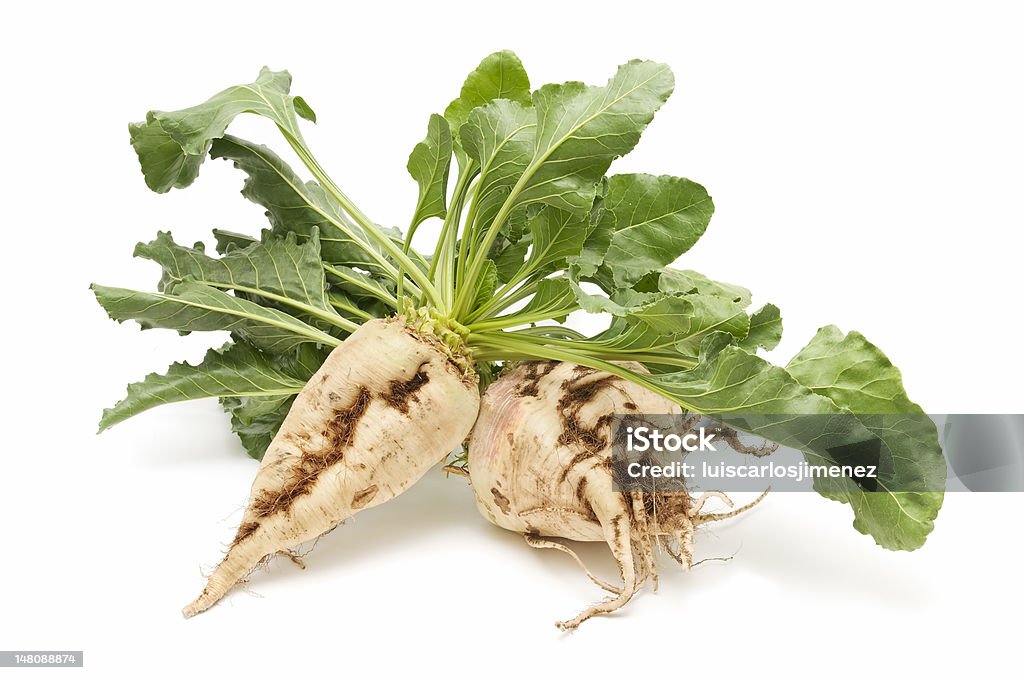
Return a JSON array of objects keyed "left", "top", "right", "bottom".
[
  {"left": 183, "top": 318, "right": 479, "bottom": 617},
  {"left": 466, "top": 361, "right": 769, "bottom": 630}
]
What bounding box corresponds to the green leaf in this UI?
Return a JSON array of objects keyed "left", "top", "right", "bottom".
[
  {"left": 134, "top": 228, "right": 344, "bottom": 329},
  {"left": 517, "top": 278, "right": 578, "bottom": 320},
  {"left": 462, "top": 99, "right": 536, "bottom": 232},
  {"left": 491, "top": 239, "right": 530, "bottom": 284},
  {"left": 471, "top": 260, "right": 499, "bottom": 312},
  {"left": 740, "top": 304, "right": 782, "bottom": 351},
  {"left": 787, "top": 327, "right": 920, "bottom": 413},
  {"left": 99, "top": 342, "right": 306, "bottom": 432},
  {"left": 584, "top": 293, "right": 747, "bottom": 358},
  {"left": 407, "top": 114, "right": 453, "bottom": 228},
  {"left": 129, "top": 68, "right": 312, "bottom": 193},
  {"left": 589, "top": 176, "right": 611, "bottom": 225},
  {"left": 223, "top": 392, "right": 295, "bottom": 420},
  {"left": 212, "top": 229, "right": 257, "bottom": 254},
  {"left": 514, "top": 61, "right": 674, "bottom": 215},
  {"left": 275, "top": 341, "right": 333, "bottom": 380},
  {"left": 572, "top": 204, "right": 615, "bottom": 278},
  {"left": 126, "top": 121, "right": 204, "bottom": 194},
  {"left": 210, "top": 136, "right": 386, "bottom": 271},
  {"left": 784, "top": 326, "right": 945, "bottom": 549},
  {"left": 219, "top": 342, "right": 329, "bottom": 459},
  {"left": 655, "top": 268, "right": 751, "bottom": 305},
  {"left": 641, "top": 336, "right": 841, "bottom": 415},
  {"left": 633, "top": 334, "right": 943, "bottom": 550},
  {"left": 327, "top": 290, "right": 376, "bottom": 322},
  {"left": 324, "top": 264, "right": 397, "bottom": 306},
  {"left": 221, "top": 396, "right": 295, "bottom": 460},
  {"left": 211, "top": 228, "right": 397, "bottom": 309},
  {"left": 566, "top": 264, "right": 635, "bottom": 316},
  {"left": 91, "top": 280, "right": 338, "bottom": 353},
  {"left": 626, "top": 294, "right": 749, "bottom": 355},
  {"left": 445, "top": 50, "right": 531, "bottom": 149},
  {"left": 485, "top": 278, "right": 578, "bottom": 327},
  {"left": 596, "top": 174, "right": 714, "bottom": 287},
  {"left": 521, "top": 206, "right": 592, "bottom": 276}
]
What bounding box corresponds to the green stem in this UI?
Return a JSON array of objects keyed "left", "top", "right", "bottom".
[
  {"left": 281, "top": 130, "right": 441, "bottom": 307},
  {"left": 398, "top": 224, "right": 420, "bottom": 302},
  {"left": 453, "top": 185, "right": 521, "bottom": 317},
  {"left": 509, "top": 325, "right": 587, "bottom": 340},
  {"left": 427, "top": 169, "right": 475, "bottom": 312},
  {"left": 487, "top": 274, "right": 533, "bottom": 313},
  {"left": 471, "top": 329, "right": 698, "bottom": 367},
  {"left": 466, "top": 280, "right": 538, "bottom": 322},
  {"left": 468, "top": 331, "right": 699, "bottom": 410},
  {"left": 402, "top": 222, "right": 420, "bottom": 255},
  {"left": 516, "top": 330, "right": 700, "bottom": 361},
  {"left": 455, "top": 169, "right": 485, "bottom": 293},
  {"left": 468, "top": 306, "right": 580, "bottom": 333},
  {"left": 240, "top": 133, "right": 401, "bottom": 283},
  {"left": 442, "top": 181, "right": 471, "bottom": 310},
  {"left": 322, "top": 264, "right": 400, "bottom": 308},
  {"left": 329, "top": 297, "right": 376, "bottom": 321},
  {"left": 426, "top": 217, "right": 452, "bottom": 283}
]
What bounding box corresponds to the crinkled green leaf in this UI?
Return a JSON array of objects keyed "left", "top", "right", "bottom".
[
  {"left": 514, "top": 61, "right": 674, "bottom": 215},
  {"left": 655, "top": 268, "right": 752, "bottom": 305},
  {"left": 595, "top": 174, "right": 713, "bottom": 287},
  {"left": 212, "top": 229, "right": 256, "bottom": 254},
  {"left": 521, "top": 206, "right": 592, "bottom": 276},
  {"left": 224, "top": 393, "right": 295, "bottom": 420},
  {"left": 503, "top": 204, "right": 530, "bottom": 245},
  {"left": 274, "top": 341, "right": 332, "bottom": 381},
  {"left": 407, "top": 114, "right": 452, "bottom": 228},
  {"left": 627, "top": 294, "right": 748, "bottom": 355},
  {"left": 218, "top": 342, "right": 330, "bottom": 459},
  {"left": 491, "top": 239, "right": 530, "bottom": 284},
  {"left": 471, "top": 260, "right": 499, "bottom": 312},
  {"left": 462, "top": 99, "right": 536, "bottom": 232},
  {"left": 740, "top": 304, "right": 782, "bottom": 351},
  {"left": 99, "top": 342, "right": 306, "bottom": 432},
  {"left": 129, "top": 68, "right": 313, "bottom": 193},
  {"left": 134, "top": 228, "right": 343, "bottom": 327},
  {"left": 445, "top": 50, "right": 531, "bottom": 150},
  {"left": 785, "top": 326, "right": 945, "bottom": 549},
  {"left": 91, "top": 280, "right": 338, "bottom": 353},
  {"left": 209, "top": 227, "right": 397, "bottom": 308},
  {"left": 572, "top": 205, "right": 615, "bottom": 278},
  {"left": 221, "top": 397, "right": 295, "bottom": 460},
  {"left": 566, "top": 263, "right": 635, "bottom": 315},
  {"left": 485, "top": 204, "right": 533, "bottom": 285},
  {"left": 209, "top": 136, "right": 387, "bottom": 271},
  {"left": 629, "top": 333, "right": 942, "bottom": 550},
  {"left": 584, "top": 293, "right": 747, "bottom": 361},
  {"left": 589, "top": 176, "right": 611, "bottom": 227},
  {"left": 126, "top": 121, "right": 204, "bottom": 195}
]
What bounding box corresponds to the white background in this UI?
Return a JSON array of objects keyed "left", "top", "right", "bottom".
[{"left": 2, "top": 1, "right": 1022, "bottom": 677}]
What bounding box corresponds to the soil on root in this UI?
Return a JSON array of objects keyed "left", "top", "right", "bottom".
[
  {"left": 379, "top": 364, "right": 430, "bottom": 413},
  {"left": 516, "top": 361, "right": 559, "bottom": 397},
  {"left": 491, "top": 487, "right": 512, "bottom": 515},
  {"left": 249, "top": 386, "right": 373, "bottom": 521},
  {"left": 556, "top": 373, "right": 620, "bottom": 453}
]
